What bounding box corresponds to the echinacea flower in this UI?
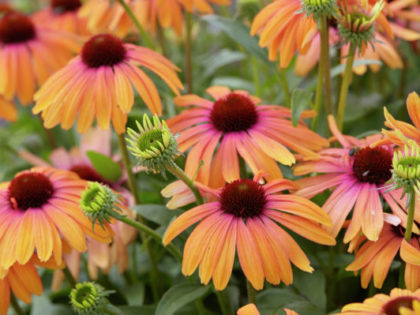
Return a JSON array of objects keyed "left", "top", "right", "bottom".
[
  {"left": 294, "top": 116, "right": 411, "bottom": 242},
  {"left": 338, "top": 288, "right": 420, "bottom": 315},
  {"left": 0, "top": 259, "right": 43, "bottom": 315},
  {"left": 0, "top": 95, "right": 16, "bottom": 122},
  {"left": 250, "top": 0, "right": 318, "bottom": 68},
  {"left": 0, "top": 167, "right": 113, "bottom": 270},
  {"left": 381, "top": 92, "right": 420, "bottom": 146},
  {"left": 33, "top": 0, "right": 90, "bottom": 36},
  {"left": 168, "top": 86, "right": 328, "bottom": 187},
  {"left": 163, "top": 173, "right": 335, "bottom": 290},
  {"left": 19, "top": 128, "right": 137, "bottom": 282},
  {"left": 79, "top": 0, "right": 230, "bottom": 37},
  {"left": 0, "top": 11, "right": 80, "bottom": 105},
  {"left": 346, "top": 218, "right": 420, "bottom": 290},
  {"left": 33, "top": 33, "right": 183, "bottom": 134}
]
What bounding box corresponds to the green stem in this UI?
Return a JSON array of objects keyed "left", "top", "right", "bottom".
[
  {"left": 312, "top": 15, "right": 332, "bottom": 131},
  {"left": 216, "top": 291, "right": 231, "bottom": 315},
  {"left": 252, "top": 57, "right": 261, "bottom": 97},
  {"left": 278, "top": 69, "right": 291, "bottom": 108},
  {"left": 336, "top": 41, "right": 356, "bottom": 131},
  {"left": 322, "top": 18, "right": 333, "bottom": 117},
  {"left": 10, "top": 294, "right": 25, "bottom": 315},
  {"left": 246, "top": 281, "right": 257, "bottom": 304},
  {"left": 64, "top": 267, "right": 77, "bottom": 287},
  {"left": 117, "top": 134, "right": 161, "bottom": 301},
  {"left": 404, "top": 189, "right": 416, "bottom": 242},
  {"left": 166, "top": 163, "right": 204, "bottom": 205},
  {"left": 116, "top": 0, "right": 155, "bottom": 49},
  {"left": 157, "top": 23, "right": 168, "bottom": 57},
  {"left": 116, "top": 214, "right": 182, "bottom": 263},
  {"left": 118, "top": 134, "right": 141, "bottom": 205},
  {"left": 185, "top": 12, "right": 193, "bottom": 93}
]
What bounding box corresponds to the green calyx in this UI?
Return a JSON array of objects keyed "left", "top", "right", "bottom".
[
  {"left": 126, "top": 114, "right": 179, "bottom": 174},
  {"left": 301, "top": 0, "right": 336, "bottom": 19},
  {"left": 70, "top": 282, "right": 114, "bottom": 315},
  {"left": 80, "top": 182, "right": 122, "bottom": 230},
  {"left": 386, "top": 140, "right": 420, "bottom": 196}
]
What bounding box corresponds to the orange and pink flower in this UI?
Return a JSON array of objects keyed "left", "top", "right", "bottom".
[
  {"left": 163, "top": 173, "right": 335, "bottom": 290},
  {"left": 33, "top": 33, "right": 182, "bottom": 134},
  {"left": 294, "top": 116, "right": 409, "bottom": 242},
  {"left": 168, "top": 86, "right": 328, "bottom": 187}
]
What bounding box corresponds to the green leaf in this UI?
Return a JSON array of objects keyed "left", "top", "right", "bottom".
[
  {"left": 293, "top": 270, "right": 326, "bottom": 310},
  {"left": 86, "top": 150, "right": 122, "bottom": 182},
  {"left": 203, "top": 49, "right": 246, "bottom": 78},
  {"left": 283, "top": 301, "right": 326, "bottom": 315},
  {"left": 155, "top": 283, "right": 210, "bottom": 315},
  {"left": 291, "top": 88, "right": 313, "bottom": 126},
  {"left": 31, "top": 295, "right": 74, "bottom": 315},
  {"left": 117, "top": 306, "right": 156, "bottom": 315},
  {"left": 202, "top": 15, "right": 270, "bottom": 64},
  {"left": 132, "top": 204, "right": 181, "bottom": 226}
]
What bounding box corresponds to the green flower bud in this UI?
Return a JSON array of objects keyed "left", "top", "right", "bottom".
[
  {"left": 80, "top": 182, "right": 122, "bottom": 230},
  {"left": 70, "top": 282, "right": 114, "bottom": 315},
  {"left": 126, "top": 114, "right": 179, "bottom": 174},
  {"left": 301, "top": 0, "right": 336, "bottom": 20},
  {"left": 336, "top": 0, "right": 385, "bottom": 49}
]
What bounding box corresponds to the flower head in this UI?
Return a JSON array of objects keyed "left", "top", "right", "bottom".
[
  {"left": 127, "top": 114, "right": 179, "bottom": 173},
  {"left": 0, "top": 259, "right": 44, "bottom": 315},
  {"left": 33, "top": 33, "right": 182, "bottom": 134},
  {"left": 347, "top": 217, "right": 420, "bottom": 290},
  {"left": 0, "top": 11, "right": 80, "bottom": 105},
  {"left": 0, "top": 167, "right": 113, "bottom": 270},
  {"left": 32, "top": 0, "right": 89, "bottom": 36},
  {"left": 301, "top": 0, "right": 337, "bottom": 20},
  {"left": 168, "top": 86, "right": 328, "bottom": 187},
  {"left": 294, "top": 115, "right": 409, "bottom": 242},
  {"left": 339, "top": 288, "right": 420, "bottom": 315},
  {"left": 70, "top": 282, "right": 113, "bottom": 315},
  {"left": 163, "top": 173, "right": 335, "bottom": 290},
  {"left": 251, "top": 0, "right": 318, "bottom": 68},
  {"left": 336, "top": 0, "right": 385, "bottom": 49}
]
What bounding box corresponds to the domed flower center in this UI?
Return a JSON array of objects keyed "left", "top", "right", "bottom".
[
  {"left": 382, "top": 296, "right": 420, "bottom": 315},
  {"left": 220, "top": 179, "right": 267, "bottom": 218},
  {"left": 352, "top": 147, "right": 392, "bottom": 185},
  {"left": 210, "top": 93, "right": 259, "bottom": 133},
  {"left": 81, "top": 34, "right": 126, "bottom": 68},
  {"left": 69, "top": 164, "right": 107, "bottom": 183},
  {"left": 51, "top": 0, "right": 82, "bottom": 14},
  {"left": 0, "top": 12, "right": 36, "bottom": 44},
  {"left": 8, "top": 172, "right": 54, "bottom": 210}
]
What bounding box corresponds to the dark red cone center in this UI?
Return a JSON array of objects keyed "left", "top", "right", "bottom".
[
  {"left": 51, "top": 0, "right": 82, "bottom": 14},
  {"left": 0, "top": 12, "right": 36, "bottom": 44},
  {"left": 81, "top": 34, "right": 126, "bottom": 68},
  {"left": 220, "top": 179, "right": 267, "bottom": 218},
  {"left": 8, "top": 172, "right": 54, "bottom": 210},
  {"left": 69, "top": 164, "right": 107, "bottom": 184},
  {"left": 210, "top": 93, "right": 259, "bottom": 133},
  {"left": 352, "top": 146, "right": 392, "bottom": 185},
  {"left": 382, "top": 296, "right": 420, "bottom": 315}
]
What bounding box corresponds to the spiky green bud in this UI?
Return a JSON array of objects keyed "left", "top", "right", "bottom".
[
  {"left": 70, "top": 282, "right": 116, "bottom": 315},
  {"left": 301, "top": 0, "right": 337, "bottom": 20},
  {"left": 80, "top": 182, "right": 122, "bottom": 230},
  {"left": 126, "top": 114, "right": 179, "bottom": 174}
]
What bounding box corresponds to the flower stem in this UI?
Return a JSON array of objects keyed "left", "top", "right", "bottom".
[
  {"left": 117, "top": 133, "right": 160, "bottom": 301},
  {"left": 216, "top": 291, "right": 231, "bottom": 315},
  {"left": 404, "top": 188, "right": 416, "bottom": 242},
  {"left": 336, "top": 42, "right": 356, "bottom": 131},
  {"left": 166, "top": 163, "right": 204, "bottom": 205},
  {"left": 116, "top": 0, "right": 155, "bottom": 49},
  {"left": 10, "top": 294, "right": 25, "bottom": 315},
  {"left": 64, "top": 266, "right": 77, "bottom": 287},
  {"left": 118, "top": 134, "right": 141, "bottom": 205},
  {"left": 185, "top": 12, "right": 193, "bottom": 93},
  {"left": 278, "top": 69, "right": 291, "bottom": 108},
  {"left": 157, "top": 23, "right": 168, "bottom": 57},
  {"left": 312, "top": 15, "right": 332, "bottom": 131},
  {"left": 246, "top": 281, "right": 257, "bottom": 304},
  {"left": 116, "top": 214, "right": 182, "bottom": 262}
]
